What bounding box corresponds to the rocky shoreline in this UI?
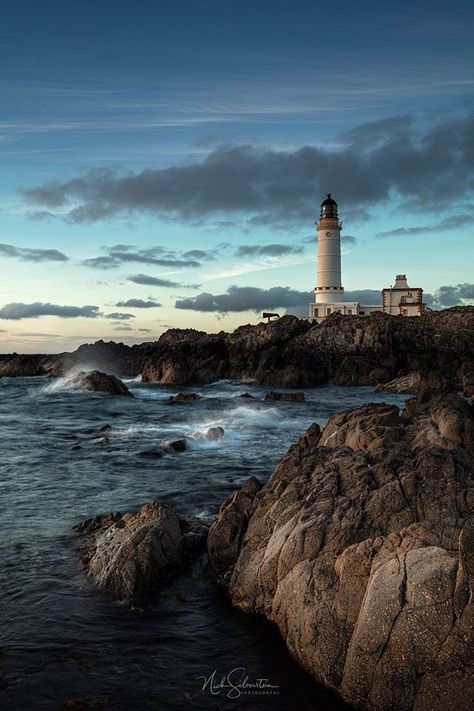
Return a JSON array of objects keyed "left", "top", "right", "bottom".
[
  {"left": 72, "top": 389, "right": 474, "bottom": 711},
  {"left": 1, "top": 307, "right": 473, "bottom": 396}
]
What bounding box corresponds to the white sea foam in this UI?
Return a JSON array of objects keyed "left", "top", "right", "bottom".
[{"left": 35, "top": 372, "right": 94, "bottom": 395}]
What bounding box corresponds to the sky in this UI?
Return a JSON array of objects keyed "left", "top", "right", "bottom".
[{"left": 0, "top": 0, "right": 473, "bottom": 353}]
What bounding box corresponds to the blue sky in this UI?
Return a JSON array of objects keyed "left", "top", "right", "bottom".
[{"left": 1, "top": 0, "right": 473, "bottom": 352}]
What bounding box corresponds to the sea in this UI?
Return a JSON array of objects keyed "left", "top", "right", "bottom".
[{"left": 0, "top": 374, "right": 408, "bottom": 710}]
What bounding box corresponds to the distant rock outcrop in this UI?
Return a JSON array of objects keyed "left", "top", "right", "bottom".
[
  {"left": 207, "top": 392, "right": 474, "bottom": 711},
  {"left": 1, "top": 307, "right": 473, "bottom": 390}
]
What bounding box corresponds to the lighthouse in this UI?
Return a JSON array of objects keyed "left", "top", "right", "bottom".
[
  {"left": 307, "top": 193, "right": 425, "bottom": 321},
  {"left": 315, "top": 194, "right": 343, "bottom": 304},
  {"left": 308, "top": 194, "right": 360, "bottom": 320}
]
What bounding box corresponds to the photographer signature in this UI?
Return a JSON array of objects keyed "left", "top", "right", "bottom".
[{"left": 197, "top": 667, "right": 279, "bottom": 699}]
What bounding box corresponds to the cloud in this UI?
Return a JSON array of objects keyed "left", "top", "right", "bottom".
[
  {"left": 137, "top": 328, "right": 153, "bottom": 332},
  {"left": 115, "top": 298, "right": 161, "bottom": 308},
  {"left": 234, "top": 243, "right": 304, "bottom": 258},
  {"left": 0, "top": 302, "right": 100, "bottom": 320},
  {"left": 82, "top": 256, "right": 119, "bottom": 269},
  {"left": 113, "top": 325, "right": 134, "bottom": 331},
  {"left": 182, "top": 248, "right": 218, "bottom": 260},
  {"left": 82, "top": 244, "right": 204, "bottom": 270},
  {"left": 175, "top": 285, "right": 313, "bottom": 313},
  {"left": 105, "top": 311, "right": 135, "bottom": 320},
  {"left": 128, "top": 274, "right": 182, "bottom": 288},
  {"left": 22, "top": 112, "right": 474, "bottom": 226},
  {"left": 0, "top": 243, "right": 68, "bottom": 262},
  {"left": 344, "top": 290, "right": 382, "bottom": 304},
  {"left": 128, "top": 273, "right": 200, "bottom": 289},
  {"left": 376, "top": 214, "right": 474, "bottom": 238},
  {"left": 426, "top": 282, "right": 474, "bottom": 307},
  {"left": 176, "top": 281, "right": 473, "bottom": 315},
  {"left": 175, "top": 285, "right": 384, "bottom": 314}
]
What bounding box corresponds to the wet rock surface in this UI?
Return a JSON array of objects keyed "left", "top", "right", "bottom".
[
  {"left": 264, "top": 390, "right": 305, "bottom": 401},
  {"left": 208, "top": 392, "right": 474, "bottom": 711},
  {"left": 167, "top": 392, "right": 203, "bottom": 404},
  {"left": 66, "top": 370, "right": 133, "bottom": 396},
  {"left": 74, "top": 501, "right": 209, "bottom": 602}
]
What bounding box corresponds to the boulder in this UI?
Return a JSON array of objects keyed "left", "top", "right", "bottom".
[
  {"left": 163, "top": 438, "right": 187, "bottom": 453},
  {"left": 264, "top": 391, "right": 305, "bottom": 402},
  {"left": 74, "top": 501, "right": 210, "bottom": 601},
  {"left": 167, "top": 392, "right": 203, "bottom": 404},
  {"left": 66, "top": 370, "right": 132, "bottom": 396},
  {"left": 192, "top": 426, "right": 225, "bottom": 442},
  {"left": 208, "top": 393, "right": 474, "bottom": 711}
]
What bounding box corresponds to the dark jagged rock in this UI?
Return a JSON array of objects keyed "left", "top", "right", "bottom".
[
  {"left": 1, "top": 307, "right": 473, "bottom": 389},
  {"left": 0, "top": 353, "right": 47, "bottom": 377},
  {"left": 163, "top": 438, "right": 187, "bottom": 453},
  {"left": 74, "top": 501, "right": 210, "bottom": 602},
  {"left": 264, "top": 391, "right": 305, "bottom": 401},
  {"left": 207, "top": 477, "right": 262, "bottom": 585},
  {"left": 236, "top": 392, "right": 255, "bottom": 399},
  {"left": 142, "top": 329, "right": 229, "bottom": 384},
  {"left": 208, "top": 392, "right": 474, "bottom": 711},
  {"left": 376, "top": 369, "right": 446, "bottom": 393},
  {"left": 66, "top": 370, "right": 133, "bottom": 396},
  {"left": 167, "top": 392, "right": 203, "bottom": 404}
]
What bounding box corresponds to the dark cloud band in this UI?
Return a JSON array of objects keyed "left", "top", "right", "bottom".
[
  {"left": 22, "top": 112, "right": 474, "bottom": 226},
  {"left": 0, "top": 243, "right": 68, "bottom": 262},
  {"left": 0, "top": 302, "right": 100, "bottom": 320}
]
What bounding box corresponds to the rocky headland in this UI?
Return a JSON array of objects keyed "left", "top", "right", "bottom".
[
  {"left": 208, "top": 391, "right": 474, "bottom": 710},
  {"left": 72, "top": 389, "right": 474, "bottom": 710},
  {"left": 1, "top": 306, "right": 473, "bottom": 395}
]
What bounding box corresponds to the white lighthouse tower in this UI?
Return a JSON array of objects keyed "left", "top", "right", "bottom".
[
  {"left": 309, "top": 194, "right": 359, "bottom": 320},
  {"left": 315, "top": 194, "right": 343, "bottom": 303}
]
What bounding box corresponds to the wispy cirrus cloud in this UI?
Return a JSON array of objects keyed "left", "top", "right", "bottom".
[
  {"left": 128, "top": 273, "right": 201, "bottom": 289},
  {"left": 0, "top": 302, "right": 101, "bottom": 320},
  {"left": 376, "top": 213, "right": 474, "bottom": 238},
  {"left": 234, "top": 243, "right": 304, "bottom": 258},
  {"left": 81, "top": 244, "right": 213, "bottom": 270},
  {"left": 0, "top": 243, "right": 68, "bottom": 262}
]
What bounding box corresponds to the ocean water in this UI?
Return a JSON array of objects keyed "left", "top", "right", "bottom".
[{"left": 0, "top": 376, "right": 408, "bottom": 710}]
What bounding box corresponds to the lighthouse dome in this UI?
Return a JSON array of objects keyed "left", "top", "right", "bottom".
[{"left": 320, "top": 193, "right": 338, "bottom": 219}]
